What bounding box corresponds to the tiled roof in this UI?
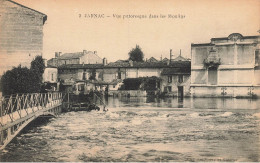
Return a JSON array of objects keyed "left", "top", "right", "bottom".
[
  {"left": 115, "top": 59, "right": 128, "bottom": 63},
  {"left": 57, "top": 61, "right": 191, "bottom": 69},
  {"left": 147, "top": 57, "right": 158, "bottom": 62},
  {"left": 58, "top": 64, "right": 104, "bottom": 69},
  {"left": 105, "top": 61, "right": 130, "bottom": 68},
  {"left": 58, "top": 52, "right": 84, "bottom": 59},
  {"left": 161, "top": 61, "right": 191, "bottom": 75},
  {"left": 109, "top": 79, "right": 123, "bottom": 85},
  {"left": 173, "top": 55, "right": 188, "bottom": 61},
  {"left": 162, "top": 57, "right": 169, "bottom": 62},
  {"left": 161, "top": 68, "right": 190, "bottom": 75}
]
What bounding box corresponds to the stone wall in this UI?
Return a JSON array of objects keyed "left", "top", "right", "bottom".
[{"left": 0, "top": 0, "right": 46, "bottom": 74}]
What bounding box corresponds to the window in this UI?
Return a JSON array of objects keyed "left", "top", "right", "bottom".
[
  {"left": 168, "top": 86, "right": 172, "bottom": 92},
  {"left": 78, "top": 84, "right": 84, "bottom": 91},
  {"left": 168, "top": 76, "right": 172, "bottom": 83},
  {"left": 178, "top": 75, "right": 183, "bottom": 83},
  {"left": 51, "top": 74, "right": 54, "bottom": 81},
  {"left": 208, "top": 67, "right": 218, "bottom": 85},
  {"left": 164, "top": 86, "right": 168, "bottom": 92},
  {"left": 83, "top": 72, "right": 86, "bottom": 80},
  {"left": 255, "top": 50, "right": 260, "bottom": 66},
  {"left": 113, "top": 85, "right": 116, "bottom": 88},
  {"left": 118, "top": 71, "right": 121, "bottom": 79}
]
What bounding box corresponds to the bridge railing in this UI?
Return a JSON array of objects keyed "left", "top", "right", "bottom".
[{"left": 0, "top": 92, "right": 63, "bottom": 126}]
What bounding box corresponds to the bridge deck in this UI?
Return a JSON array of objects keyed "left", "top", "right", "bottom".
[
  {"left": 0, "top": 93, "right": 63, "bottom": 150},
  {"left": 1, "top": 99, "right": 62, "bottom": 129}
]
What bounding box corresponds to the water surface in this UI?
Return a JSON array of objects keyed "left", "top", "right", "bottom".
[{"left": 0, "top": 97, "right": 259, "bottom": 162}]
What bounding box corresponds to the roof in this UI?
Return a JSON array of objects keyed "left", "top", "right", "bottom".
[
  {"left": 7, "top": 0, "right": 47, "bottom": 24},
  {"left": 161, "top": 61, "right": 191, "bottom": 75},
  {"left": 106, "top": 61, "right": 130, "bottom": 68},
  {"left": 115, "top": 59, "right": 128, "bottom": 63},
  {"left": 161, "top": 68, "right": 190, "bottom": 75},
  {"left": 147, "top": 57, "right": 158, "bottom": 62},
  {"left": 109, "top": 79, "right": 123, "bottom": 85},
  {"left": 191, "top": 43, "right": 214, "bottom": 47},
  {"left": 162, "top": 57, "right": 169, "bottom": 63},
  {"left": 211, "top": 33, "right": 260, "bottom": 41},
  {"left": 105, "top": 60, "right": 191, "bottom": 68},
  {"left": 58, "top": 52, "right": 84, "bottom": 59},
  {"left": 57, "top": 60, "right": 191, "bottom": 69},
  {"left": 173, "top": 55, "right": 188, "bottom": 61},
  {"left": 58, "top": 64, "right": 104, "bottom": 69}
]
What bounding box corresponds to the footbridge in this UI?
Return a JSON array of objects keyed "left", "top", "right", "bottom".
[{"left": 0, "top": 92, "right": 63, "bottom": 150}]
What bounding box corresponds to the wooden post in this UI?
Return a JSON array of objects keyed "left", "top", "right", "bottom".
[
  {"left": 0, "top": 131, "right": 3, "bottom": 145},
  {"left": 7, "top": 127, "right": 11, "bottom": 140}
]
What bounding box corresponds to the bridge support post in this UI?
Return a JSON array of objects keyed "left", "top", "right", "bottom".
[
  {"left": 7, "top": 127, "right": 11, "bottom": 142},
  {"left": 0, "top": 131, "right": 3, "bottom": 145}
]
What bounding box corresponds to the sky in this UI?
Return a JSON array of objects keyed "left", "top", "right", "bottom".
[{"left": 14, "top": 0, "right": 260, "bottom": 62}]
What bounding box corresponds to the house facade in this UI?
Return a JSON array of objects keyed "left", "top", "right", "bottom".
[
  {"left": 161, "top": 61, "right": 191, "bottom": 97},
  {"left": 58, "top": 64, "right": 104, "bottom": 82},
  {"left": 191, "top": 33, "right": 260, "bottom": 98},
  {"left": 47, "top": 50, "right": 103, "bottom": 67},
  {"left": 42, "top": 66, "right": 59, "bottom": 91},
  {"left": 55, "top": 54, "right": 191, "bottom": 97},
  {"left": 0, "top": 0, "right": 47, "bottom": 75}
]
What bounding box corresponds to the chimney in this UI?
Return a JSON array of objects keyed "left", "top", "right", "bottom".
[
  {"left": 43, "top": 59, "right": 47, "bottom": 67},
  {"left": 170, "top": 49, "right": 173, "bottom": 64},
  {"left": 160, "top": 55, "right": 162, "bottom": 61},
  {"left": 55, "top": 52, "right": 59, "bottom": 58},
  {"left": 94, "top": 51, "right": 97, "bottom": 54},
  {"left": 58, "top": 52, "right": 62, "bottom": 57},
  {"left": 83, "top": 50, "right": 87, "bottom": 54},
  {"left": 103, "top": 58, "right": 107, "bottom": 66},
  {"left": 180, "top": 49, "right": 182, "bottom": 56},
  {"left": 167, "top": 59, "right": 170, "bottom": 66},
  {"left": 129, "top": 60, "right": 133, "bottom": 67}
]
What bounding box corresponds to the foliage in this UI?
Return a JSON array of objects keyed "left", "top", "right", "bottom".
[
  {"left": 1, "top": 56, "right": 45, "bottom": 96},
  {"left": 31, "top": 56, "right": 45, "bottom": 75},
  {"left": 128, "top": 45, "right": 144, "bottom": 62},
  {"left": 120, "top": 76, "right": 160, "bottom": 90}
]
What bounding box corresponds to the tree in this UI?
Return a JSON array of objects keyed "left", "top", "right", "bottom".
[
  {"left": 1, "top": 65, "right": 34, "bottom": 95},
  {"left": 1, "top": 56, "right": 45, "bottom": 96},
  {"left": 31, "top": 56, "right": 45, "bottom": 77},
  {"left": 30, "top": 56, "right": 45, "bottom": 92},
  {"left": 128, "top": 45, "right": 144, "bottom": 62}
]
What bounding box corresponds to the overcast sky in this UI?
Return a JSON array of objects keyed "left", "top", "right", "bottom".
[{"left": 15, "top": 0, "right": 260, "bottom": 62}]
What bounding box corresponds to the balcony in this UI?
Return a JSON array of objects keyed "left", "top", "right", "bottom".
[{"left": 204, "top": 50, "right": 221, "bottom": 67}]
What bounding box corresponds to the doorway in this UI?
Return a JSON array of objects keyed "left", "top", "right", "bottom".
[{"left": 178, "top": 86, "right": 184, "bottom": 98}]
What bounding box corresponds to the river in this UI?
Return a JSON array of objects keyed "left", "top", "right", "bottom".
[{"left": 0, "top": 97, "right": 259, "bottom": 162}]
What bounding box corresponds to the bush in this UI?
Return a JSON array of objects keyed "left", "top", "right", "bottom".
[
  {"left": 120, "top": 76, "right": 160, "bottom": 90},
  {"left": 1, "top": 56, "right": 45, "bottom": 96}
]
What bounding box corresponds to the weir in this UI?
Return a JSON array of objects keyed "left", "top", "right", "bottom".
[{"left": 0, "top": 92, "right": 63, "bottom": 150}]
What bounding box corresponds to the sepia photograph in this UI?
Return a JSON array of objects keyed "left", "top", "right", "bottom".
[{"left": 0, "top": 0, "right": 259, "bottom": 162}]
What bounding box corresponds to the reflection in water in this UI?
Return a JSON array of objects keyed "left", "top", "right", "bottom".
[{"left": 0, "top": 97, "right": 259, "bottom": 162}]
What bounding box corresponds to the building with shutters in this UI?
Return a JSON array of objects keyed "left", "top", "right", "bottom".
[{"left": 191, "top": 33, "right": 260, "bottom": 98}]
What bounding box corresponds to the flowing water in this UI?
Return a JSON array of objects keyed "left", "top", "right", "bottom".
[{"left": 0, "top": 97, "right": 260, "bottom": 162}]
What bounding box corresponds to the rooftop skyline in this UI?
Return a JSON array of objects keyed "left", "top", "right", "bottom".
[{"left": 12, "top": 0, "right": 260, "bottom": 62}]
